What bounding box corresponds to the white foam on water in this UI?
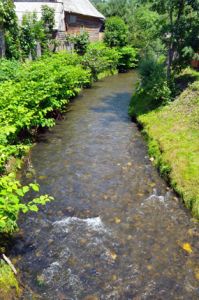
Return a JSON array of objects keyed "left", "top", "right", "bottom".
[
  {"left": 53, "top": 216, "right": 108, "bottom": 233},
  {"left": 141, "top": 189, "right": 170, "bottom": 208},
  {"left": 41, "top": 261, "right": 60, "bottom": 284}
]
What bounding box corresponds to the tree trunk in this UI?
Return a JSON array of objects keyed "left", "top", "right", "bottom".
[
  {"left": 167, "top": 44, "right": 174, "bottom": 79},
  {"left": 167, "top": 4, "right": 174, "bottom": 80},
  {"left": 0, "top": 26, "right": 5, "bottom": 58}
]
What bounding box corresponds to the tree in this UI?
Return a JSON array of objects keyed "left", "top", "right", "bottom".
[
  {"left": 150, "top": 0, "right": 199, "bottom": 77},
  {"left": 19, "top": 13, "right": 45, "bottom": 60},
  {"left": 41, "top": 5, "right": 55, "bottom": 51},
  {"left": 67, "top": 31, "right": 90, "bottom": 55},
  {"left": 0, "top": 0, "right": 20, "bottom": 59},
  {"left": 128, "top": 4, "right": 163, "bottom": 56},
  {"left": 91, "top": 0, "right": 109, "bottom": 15},
  {"left": 104, "top": 16, "right": 128, "bottom": 47}
]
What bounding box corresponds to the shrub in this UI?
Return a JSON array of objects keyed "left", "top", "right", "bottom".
[
  {"left": 138, "top": 58, "right": 171, "bottom": 104},
  {"left": 40, "top": 5, "right": 55, "bottom": 52},
  {"left": 0, "top": 52, "right": 90, "bottom": 172},
  {"left": 82, "top": 42, "right": 120, "bottom": 80},
  {"left": 0, "top": 59, "right": 21, "bottom": 82},
  {"left": 67, "top": 31, "right": 90, "bottom": 55},
  {"left": 104, "top": 17, "right": 128, "bottom": 48},
  {"left": 0, "top": 52, "right": 90, "bottom": 235},
  {"left": 19, "top": 12, "right": 45, "bottom": 60},
  {"left": 129, "top": 57, "right": 171, "bottom": 117},
  {"left": 1, "top": 0, "right": 21, "bottom": 60},
  {"left": 0, "top": 173, "right": 53, "bottom": 234},
  {"left": 117, "top": 46, "right": 138, "bottom": 72}
]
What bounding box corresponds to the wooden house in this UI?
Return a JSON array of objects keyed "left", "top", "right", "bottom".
[
  {"left": 64, "top": 0, "right": 105, "bottom": 41},
  {"left": 14, "top": 0, "right": 105, "bottom": 42}
]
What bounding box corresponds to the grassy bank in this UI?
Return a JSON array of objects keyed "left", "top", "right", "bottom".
[
  {"left": 0, "top": 261, "right": 21, "bottom": 299},
  {"left": 129, "top": 69, "right": 199, "bottom": 218}
]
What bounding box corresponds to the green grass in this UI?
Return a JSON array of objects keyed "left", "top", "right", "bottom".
[
  {"left": 0, "top": 260, "right": 20, "bottom": 299},
  {"left": 129, "top": 69, "right": 199, "bottom": 218}
]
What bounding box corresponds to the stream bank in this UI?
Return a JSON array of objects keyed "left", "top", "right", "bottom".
[{"left": 129, "top": 69, "right": 199, "bottom": 218}]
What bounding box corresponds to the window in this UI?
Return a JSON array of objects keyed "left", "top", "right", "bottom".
[{"left": 69, "top": 15, "right": 77, "bottom": 24}]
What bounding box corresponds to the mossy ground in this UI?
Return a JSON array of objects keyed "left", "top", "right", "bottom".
[
  {"left": 129, "top": 68, "right": 199, "bottom": 218},
  {"left": 0, "top": 260, "right": 21, "bottom": 299}
]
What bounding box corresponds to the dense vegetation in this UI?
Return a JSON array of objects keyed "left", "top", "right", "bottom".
[
  {"left": 93, "top": 0, "right": 199, "bottom": 68},
  {"left": 0, "top": 0, "right": 57, "bottom": 60}
]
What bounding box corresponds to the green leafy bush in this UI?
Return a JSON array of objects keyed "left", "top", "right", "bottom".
[
  {"left": 0, "top": 59, "right": 21, "bottom": 82},
  {"left": 0, "top": 52, "right": 91, "bottom": 235},
  {"left": 19, "top": 12, "right": 45, "bottom": 60},
  {"left": 1, "top": 0, "right": 21, "bottom": 60},
  {"left": 129, "top": 57, "right": 171, "bottom": 117},
  {"left": 82, "top": 42, "right": 120, "bottom": 80},
  {"left": 117, "top": 46, "right": 138, "bottom": 72},
  {"left": 0, "top": 173, "right": 53, "bottom": 233},
  {"left": 138, "top": 58, "right": 171, "bottom": 104},
  {"left": 0, "top": 52, "right": 90, "bottom": 172},
  {"left": 104, "top": 16, "right": 128, "bottom": 48},
  {"left": 67, "top": 31, "right": 90, "bottom": 55}
]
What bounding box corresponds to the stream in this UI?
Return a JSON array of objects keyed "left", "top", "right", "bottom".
[{"left": 13, "top": 72, "right": 199, "bottom": 299}]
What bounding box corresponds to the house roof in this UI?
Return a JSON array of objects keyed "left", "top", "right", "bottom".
[
  {"left": 63, "top": 0, "right": 105, "bottom": 19},
  {"left": 14, "top": 1, "right": 65, "bottom": 31},
  {"left": 14, "top": 0, "right": 105, "bottom": 32}
]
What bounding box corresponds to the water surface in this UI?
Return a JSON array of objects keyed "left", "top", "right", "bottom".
[{"left": 14, "top": 72, "right": 199, "bottom": 299}]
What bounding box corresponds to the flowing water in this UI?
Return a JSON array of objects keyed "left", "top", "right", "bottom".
[{"left": 13, "top": 72, "right": 199, "bottom": 299}]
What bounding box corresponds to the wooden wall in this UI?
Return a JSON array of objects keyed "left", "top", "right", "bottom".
[{"left": 65, "top": 13, "right": 103, "bottom": 42}]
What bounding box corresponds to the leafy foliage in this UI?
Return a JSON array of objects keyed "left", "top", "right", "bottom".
[
  {"left": 138, "top": 57, "right": 171, "bottom": 103},
  {"left": 128, "top": 4, "right": 163, "bottom": 56},
  {"left": 129, "top": 57, "right": 171, "bottom": 118},
  {"left": 41, "top": 5, "right": 55, "bottom": 36},
  {"left": 117, "top": 46, "right": 138, "bottom": 72},
  {"left": 19, "top": 12, "right": 44, "bottom": 60},
  {"left": 0, "top": 59, "right": 21, "bottom": 82},
  {"left": 92, "top": 0, "right": 130, "bottom": 19},
  {"left": 82, "top": 42, "right": 120, "bottom": 80},
  {"left": 156, "top": 0, "right": 199, "bottom": 76},
  {"left": 0, "top": 2, "right": 56, "bottom": 60},
  {"left": 67, "top": 31, "right": 90, "bottom": 55},
  {"left": 0, "top": 52, "right": 92, "bottom": 234},
  {"left": 94, "top": 0, "right": 199, "bottom": 76},
  {"left": 40, "top": 5, "right": 55, "bottom": 52},
  {"left": 0, "top": 173, "right": 53, "bottom": 233},
  {"left": 104, "top": 17, "right": 128, "bottom": 48},
  {"left": 19, "top": 5, "right": 56, "bottom": 59},
  {"left": 0, "top": 0, "right": 20, "bottom": 59},
  {"left": 0, "top": 52, "right": 90, "bottom": 172}
]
